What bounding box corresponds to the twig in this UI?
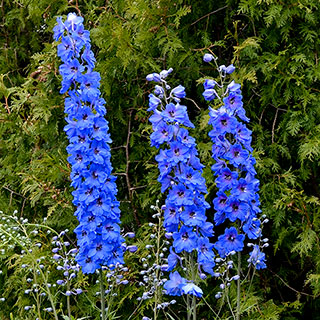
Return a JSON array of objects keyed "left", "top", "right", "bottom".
[
  {"left": 259, "top": 107, "right": 265, "bottom": 126},
  {"left": 129, "top": 185, "right": 148, "bottom": 191},
  {"left": 191, "top": 43, "right": 217, "bottom": 52},
  {"left": 111, "top": 145, "right": 126, "bottom": 150},
  {"left": 190, "top": 5, "right": 228, "bottom": 26},
  {"left": 125, "top": 110, "right": 140, "bottom": 225},
  {"left": 184, "top": 97, "right": 201, "bottom": 111},
  {"left": 3, "top": 96, "right": 10, "bottom": 114},
  {"left": 269, "top": 269, "right": 315, "bottom": 297},
  {"left": 271, "top": 107, "right": 278, "bottom": 144},
  {"left": 2, "top": 186, "right": 27, "bottom": 215}
]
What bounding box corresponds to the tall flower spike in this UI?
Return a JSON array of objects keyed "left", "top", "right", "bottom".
[
  {"left": 54, "top": 13, "right": 124, "bottom": 274},
  {"left": 147, "top": 70, "right": 215, "bottom": 297},
  {"left": 202, "top": 55, "right": 266, "bottom": 269}
]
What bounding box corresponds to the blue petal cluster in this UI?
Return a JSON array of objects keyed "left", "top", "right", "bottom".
[
  {"left": 147, "top": 70, "right": 215, "bottom": 297},
  {"left": 54, "top": 13, "right": 124, "bottom": 273},
  {"left": 203, "top": 68, "right": 266, "bottom": 268}
]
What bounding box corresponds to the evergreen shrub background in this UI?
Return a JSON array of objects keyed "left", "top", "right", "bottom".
[{"left": 0, "top": 0, "right": 319, "bottom": 318}]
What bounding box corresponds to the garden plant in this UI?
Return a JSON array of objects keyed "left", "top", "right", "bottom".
[{"left": 0, "top": 1, "right": 320, "bottom": 320}]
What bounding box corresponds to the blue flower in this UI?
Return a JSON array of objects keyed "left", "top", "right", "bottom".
[
  {"left": 171, "top": 85, "right": 186, "bottom": 98},
  {"left": 227, "top": 80, "right": 241, "bottom": 92},
  {"left": 204, "top": 79, "right": 217, "bottom": 90},
  {"left": 202, "top": 89, "right": 216, "bottom": 101},
  {"left": 225, "top": 64, "right": 236, "bottom": 74},
  {"left": 243, "top": 219, "right": 261, "bottom": 239},
  {"left": 225, "top": 198, "right": 249, "bottom": 222},
  {"left": 161, "top": 103, "right": 187, "bottom": 124},
  {"left": 150, "top": 123, "right": 174, "bottom": 147},
  {"left": 182, "top": 282, "right": 203, "bottom": 297},
  {"left": 148, "top": 93, "right": 161, "bottom": 111},
  {"left": 203, "top": 53, "right": 214, "bottom": 63},
  {"left": 247, "top": 245, "right": 266, "bottom": 270},
  {"left": 181, "top": 206, "right": 207, "bottom": 227},
  {"left": 172, "top": 226, "right": 198, "bottom": 253},
  {"left": 197, "top": 237, "right": 215, "bottom": 264},
  {"left": 163, "top": 271, "right": 187, "bottom": 296},
  {"left": 215, "top": 227, "right": 245, "bottom": 255},
  {"left": 146, "top": 72, "right": 161, "bottom": 82}
]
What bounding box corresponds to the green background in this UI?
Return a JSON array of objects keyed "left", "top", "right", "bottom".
[{"left": 0, "top": 0, "right": 319, "bottom": 318}]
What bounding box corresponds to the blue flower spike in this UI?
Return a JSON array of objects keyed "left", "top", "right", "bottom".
[
  {"left": 202, "top": 53, "right": 267, "bottom": 271},
  {"left": 147, "top": 69, "right": 215, "bottom": 298},
  {"left": 54, "top": 13, "right": 124, "bottom": 274}
]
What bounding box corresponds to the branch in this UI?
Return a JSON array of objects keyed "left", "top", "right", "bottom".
[
  {"left": 190, "top": 5, "right": 228, "bottom": 26},
  {"left": 184, "top": 97, "right": 201, "bottom": 111},
  {"left": 3, "top": 96, "right": 11, "bottom": 114},
  {"left": 125, "top": 110, "right": 140, "bottom": 225},
  {"left": 269, "top": 269, "right": 316, "bottom": 298},
  {"left": 271, "top": 107, "right": 278, "bottom": 144}
]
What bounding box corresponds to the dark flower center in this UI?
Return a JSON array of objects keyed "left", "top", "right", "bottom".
[
  {"left": 161, "top": 129, "right": 168, "bottom": 136},
  {"left": 177, "top": 191, "right": 185, "bottom": 197},
  {"left": 201, "top": 244, "right": 208, "bottom": 253},
  {"left": 85, "top": 188, "right": 92, "bottom": 195},
  {"left": 182, "top": 232, "right": 189, "bottom": 241},
  {"left": 76, "top": 154, "right": 83, "bottom": 162},
  {"left": 189, "top": 212, "right": 196, "bottom": 218}
]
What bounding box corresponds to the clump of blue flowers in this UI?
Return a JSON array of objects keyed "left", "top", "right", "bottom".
[
  {"left": 53, "top": 13, "right": 124, "bottom": 273},
  {"left": 202, "top": 53, "right": 267, "bottom": 271},
  {"left": 146, "top": 69, "right": 215, "bottom": 297}
]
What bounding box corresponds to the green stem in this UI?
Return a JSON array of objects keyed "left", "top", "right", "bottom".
[
  {"left": 202, "top": 296, "right": 222, "bottom": 320},
  {"left": 67, "top": 281, "right": 71, "bottom": 319},
  {"left": 192, "top": 295, "right": 196, "bottom": 320},
  {"left": 100, "top": 269, "right": 106, "bottom": 320},
  {"left": 236, "top": 251, "right": 241, "bottom": 320},
  {"left": 187, "top": 294, "right": 191, "bottom": 320},
  {"left": 32, "top": 263, "right": 42, "bottom": 320},
  {"left": 153, "top": 215, "right": 162, "bottom": 320}
]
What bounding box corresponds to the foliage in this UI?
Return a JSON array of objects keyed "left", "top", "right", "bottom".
[{"left": 0, "top": 0, "right": 320, "bottom": 319}]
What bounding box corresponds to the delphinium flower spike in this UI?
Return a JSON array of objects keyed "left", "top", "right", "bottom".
[
  {"left": 54, "top": 13, "right": 124, "bottom": 274},
  {"left": 146, "top": 69, "right": 215, "bottom": 298},
  {"left": 202, "top": 54, "right": 267, "bottom": 271}
]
